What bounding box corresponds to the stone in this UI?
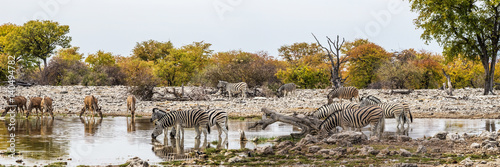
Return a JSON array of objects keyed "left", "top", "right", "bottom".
[
  {"left": 471, "top": 143, "right": 481, "bottom": 149},
  {"left": 447, "top": 133, "right": 464, "bottom": 142},
  {"left": 400, "top": 149, "right": 412, "bottom": 157},
  {"left": 358, "top": 146, "right": 378, "bottom": 156},
  {"left": 228, "top": 156, "right": 243, "bottom": 163},
  {"left": 317, "top": 149, "right": 332, "bottom": 154},
  {"left": 256, "top": 145, "right": 273, "bottom": 155},
  {"left": 479, "top": 131, "right": 498, "bottom": 140},
  {"left": 397, "top": 135, "right": 411, "bottom": 142},
  {"left": 433, "top": 131, "right": 448, "bottom": 140},
  {"left": 325, "top": 131, "right": 367, "bottom": 145},
  {"left": 126, "top": 157, "right": 149, "bottom": 167},
  {"left": 276, "top": 141, "right": 294, "bottom": 149},
  {"left": 459, "top": 157, "right": 474, "bottom": 167},
  {"left": 416, "top": 145, "right": 426, "bottom": 154},
  {"left": 296, "top": 134, "right": 318, "bottom": 146},
  {"left": 308, "top": 146, "right": 321, "bottom": 153}
]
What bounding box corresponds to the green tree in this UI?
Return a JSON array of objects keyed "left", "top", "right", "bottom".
[
  {"left": 132, "top": 40, "right": 173, "bottom": 61},
  {"left": 4, "top": 20, "right": 71, "bottom": 71},
  {"left": 278, "top": 42, "right": 325, "bottom": 66},
  {"left": 409, "top": 0, "right": 500, "bottom": 95},
  {"left": 153, "top": 41, "right": 212, "bottom": 86},
  {"left": 85, "top": 50, "right": 116, "bottom": 68},
  {"left": 345, "top": 41, "right": 391, "bottom": 88}
]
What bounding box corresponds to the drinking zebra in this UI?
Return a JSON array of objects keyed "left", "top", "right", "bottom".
[
  {"left": 327, "top": 86, "right": 359, "bottom": 104},
  {"left": 360, "top": 95, "right": 413, "bottom": 128},
  {"left": 151, "top": 108, "right": 210, "bottom": 140},
  {"left": 171, "top": 109, "right": 229, "bottom": 138},
  {"left": 310, "top": 103, "right": 359, "bottom": 119},
  {"left": 277, "top": 83, "right": 298, "bottom": 97},
  {"left": 217, "top": 81, "right": 248, "bottom": 98},
  {"left": 319, "top": 106, "right": 385, "bottom": 138}
]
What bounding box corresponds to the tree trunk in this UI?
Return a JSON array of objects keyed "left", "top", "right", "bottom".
[{"left": 249, "top": 108, "right": 322, "bottom": 138}]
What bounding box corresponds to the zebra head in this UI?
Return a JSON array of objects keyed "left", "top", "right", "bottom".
[
  {"left": 151, "top": 108, "right": 167, "bottom": 124},
  {"left": 217, "top": 81, "right": 227, "bottom": 89},
  {"left": 151, "top": 124, "right": 163, "bottom": 139}
]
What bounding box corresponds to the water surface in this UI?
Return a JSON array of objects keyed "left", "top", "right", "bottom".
[{"left": 0, "top": 116, "right": 497, "bottom": 166}]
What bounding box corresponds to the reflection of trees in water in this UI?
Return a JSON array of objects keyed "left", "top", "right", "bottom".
[
  {"left": 0, "top": 117, "right": 68, "bottom": 160},
  {"left": 80, "top": 117, "right": 103, "bottom": 136}
]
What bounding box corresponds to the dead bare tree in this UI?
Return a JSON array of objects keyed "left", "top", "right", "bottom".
[
  {"left": 312, "top": 33, "right": 349, "bottom": 88},
  {"left": 249, "top": 108, "right": 322, "bottom": 138}
]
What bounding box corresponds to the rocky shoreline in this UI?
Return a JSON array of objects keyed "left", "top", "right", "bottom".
[{"left": 1, "top": 86, "right": 499, "bottom": 119}]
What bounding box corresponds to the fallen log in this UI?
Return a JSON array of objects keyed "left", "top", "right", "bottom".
[
  {"left": 390, "top": 89, "right": 414, "bottom": 95},
  {"left": 249, "top": 108, "right": 322, "bottom": 138}
]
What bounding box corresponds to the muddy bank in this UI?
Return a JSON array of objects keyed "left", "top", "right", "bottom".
[{"left": 0, "top": 86, "right": 498, "bottom": 119}]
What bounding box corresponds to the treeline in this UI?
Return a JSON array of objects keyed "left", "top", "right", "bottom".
[{"left": 1, "top": 20, "right": 499, "bottom": 93}]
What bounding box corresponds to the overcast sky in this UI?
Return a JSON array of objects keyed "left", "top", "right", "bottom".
[{"left": 1, "top": 0, "right": 442, "bottom": 58}]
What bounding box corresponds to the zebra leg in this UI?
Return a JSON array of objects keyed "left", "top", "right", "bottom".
[
  {"left": 216, "top": 123, "right": 222, "bottom": 137},
  {"left": 220, "top": 122, "right": 229, "bottom": 139},
  {"left": 194, "top": 125, "right": 201, "bottom": 139}
]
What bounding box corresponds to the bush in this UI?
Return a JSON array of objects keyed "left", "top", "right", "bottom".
[
  {"left": 200, "top": 51, "right": 281, "bottom": 88},
  {"left": 40, "top": 57, "right": 89, "bottom": 85},
  {"left": 276, "top": 63, "right": 331, "bottom": 89},
  {"left": 117, "top": 57, "right": 158, "bottom": 100}
]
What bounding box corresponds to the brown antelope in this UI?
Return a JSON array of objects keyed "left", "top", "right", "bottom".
[
  {"left": 127, "top": 95, "right": 136, "bottom": 118},
  {"left": 41, "top": 96, "right": 54, "bottom": 118},
  {"left": 1, "top": 96, "right": 27, "bottom": 117},
  {"left": 26, "top": 97, "right": 43, "bottom": 118},
  {"left": 79, "top": 95, "right": 103, "bottom": 118}
]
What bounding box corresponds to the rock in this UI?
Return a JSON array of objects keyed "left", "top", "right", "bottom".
[
  {"left": 447, "top": 133, "right": 464, "bottom": 142},
  {"left": 126, "top": 157, "right": 149, "bottom": 167},
  {"left": 251, "top": 137, "right": 258, "bottom": 142},
  {"left": 397, "top": 135, "right": 411, "bottom": 142},
  {"left": 253, "top": 97, "right": 267, "bottom": 100},
  {"left": 399, "top": 149, "right": 412, "bottom": 157},
  {"left": 481, "top": 139, "right": 498, "bottom": 149},
  {"left": 358, "top": 146, "right": 378, "bottom": 156},
  {"left": 296, "top": 134, "right": 318, "bottom": 146},
  {"left": 330, "top": 147, "right": 347, "bottom": 156},
  {"left": 276, "top": 149, "right": 288, "bottom": 155},
  {"left": 256, "top": 145, "right": 273, "bottom": 155},
  {"left": 325, "top": 131, "right": 367, "bottom": 145},
  {"left": 276, "top": 141, "right": 294, "bottom": 149},
  {"left": 479, "top": 131, "right": 498, "bottom": 140},
  {"left": 416, "top": 145, "right": 426, "bottom": 154},
  {"left": 433, "top": 131, "right": 448, "bottom": 140},
  {"left": 308, "top": 146, "right": 321, "bottom": 153},
  {"left": 228, "top": 156, "right": 243, "bottom": 163},
  {"left": 393, "top": 163, "right": 418, "bottom": 167},
  {"left": 459, "top": 157, "right": 474, "bottom": 167},
  {"left": 471, "top": 143, "right": 481, "bottom": 149},
  {"left": 317, "top": 149, "right": 332, "bottom": 154}
]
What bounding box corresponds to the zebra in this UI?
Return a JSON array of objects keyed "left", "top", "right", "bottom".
[
  {"left": 151, "top": 108, "right": 210, "bottom": 140},
  {"left": 171, "top": 109, "right": 229, "bottom": 138},
  {"left": 276, "top": 83, "right": 298, "bottom": 98},
  {"left": 327, "top": 86, "right": 359, "bottom": 104},
  {"left": 217, "top": 81, "right": 247, "bottom": 98},
  {"left": 310, "top": 102, "right": 359, "bottom": 119},
  {"left": 319, "top": 106, "right": 385, "bottom": 138},
  {"left": 360, "top": 95, "right": 413, "bottom": 128}
]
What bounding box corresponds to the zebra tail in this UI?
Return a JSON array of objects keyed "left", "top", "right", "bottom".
[{"left": 408, "top": 109, "right": 413, "bottom": 123}]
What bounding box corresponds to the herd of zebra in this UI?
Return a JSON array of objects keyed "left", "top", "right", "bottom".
[
  {"left": 150, "top": 82, "right": 413, "bottom": 143},
  {"left": 316, "top": 86, "right": 413, "bottom": 138}
]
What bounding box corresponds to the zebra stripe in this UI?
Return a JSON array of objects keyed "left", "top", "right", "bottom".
[
  {"left": 151, "top": 108, "right": 210, "bottom": 140},
  {"left": 360, "top": 96, "right": 412, "bottom": 128},
  {"left": 311, "top": 102, "right": 359, "bottom": 119},
  {"left": 217, "top": 81, "right": 248, "bottom": 98},
  {"left": 327, "top": 86, "right": 359, "bottom": 104},
  {"left": 359, "top": 95, "right": 382, "bottom": 106},
  {"left": 319, "top": 106, "right": 385, "bottom": 138},
  {"left": 277, "top": 83, "right": 297, "bottom": 97}
]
